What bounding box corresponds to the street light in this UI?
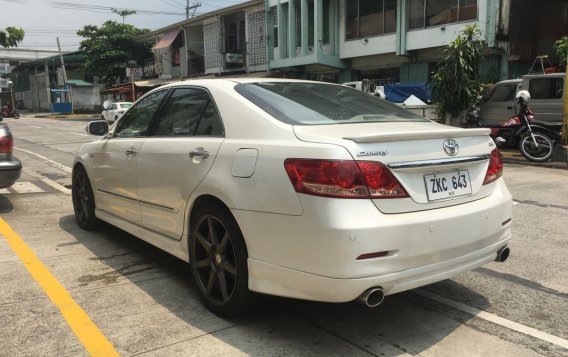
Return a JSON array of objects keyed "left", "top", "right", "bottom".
[{"left": 7, "top": 80, "right": 15, "bottom": 110}]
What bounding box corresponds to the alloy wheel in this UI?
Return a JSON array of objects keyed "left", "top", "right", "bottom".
[
  {"left": 72, "top": 170, "right": 91, "bottom": 225},
  {"left": 192, "top": 215, "right": 238, "bottom": 306}
]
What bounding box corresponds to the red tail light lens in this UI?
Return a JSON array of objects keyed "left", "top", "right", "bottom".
[
  {"left": 284, "top": 159, "right": 408, "bottom": 199},
  {"left": 0, "top": 134, "right": 13, "bottom": 154},
  {"left": 483, "top": 149, "right": 503, "bottom": 185}
]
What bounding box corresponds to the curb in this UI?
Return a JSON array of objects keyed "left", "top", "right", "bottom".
[
  {"left": 34, "top": 114, "right": 98, "bottom": 120},
  {"left": 501, "top": 147, "right": 568, "bottom": 170}
]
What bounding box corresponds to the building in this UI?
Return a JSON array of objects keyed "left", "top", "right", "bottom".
[
  {"left": 10, "top": 51, "right": 103, "bottom": 112},
  {"left": 139, "top": 0, "right": 270, "bottom": 81},
  {"left": 141, "top": 0, "right": 568, "bottom": 87}
]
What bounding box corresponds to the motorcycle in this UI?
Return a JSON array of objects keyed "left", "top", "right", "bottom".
[
  {"left": 0, "top": 106, "right": 20, "bottom": 120},
  {"left": 487, "top": 90, "right": 562, "bottom": 162}
]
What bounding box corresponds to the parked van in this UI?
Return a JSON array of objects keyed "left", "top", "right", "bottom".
[{"left": 479, "top": 73, "right": 565, "bottom": 125}]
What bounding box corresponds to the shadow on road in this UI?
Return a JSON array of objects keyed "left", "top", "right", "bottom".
[
  {"left": 0, "top": 196, "right": 14, "bottom": 214},
  {"left": 58, "top": 214, "right": 489, "bottom": 356}
]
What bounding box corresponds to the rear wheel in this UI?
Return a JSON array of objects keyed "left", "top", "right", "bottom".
[
  {"left": 190, "top": 204, "right": 252, "bottom": 317},
  {"left": 13, "top": 112, "right": 19, "bottom": 119},
  {"left": 72, "top": 166, "right": 99, "bottom": 230},
  {"left": 101, "top": 115, "right": 105, "bottom": 121},
  {"left": 519, "top": 133, "right": 554, "bottom": 162}
]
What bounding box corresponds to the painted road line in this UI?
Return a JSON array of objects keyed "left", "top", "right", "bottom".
[
  {"left": 513, "top": 201, "right": 520, "bottom": 205},
  {"left": 416, "top": 289, "right": 568, "bottom": 350},
  {"left": 9, "top": 181, "right": 44, "bottom": 194},
  {"left": 13, "top": 147, "right": 72, "bottom": 174},
  {"left": 29, "top": 125, "right": 42, "bottom": 129},
  {"left": 68, "top": 132, "right": 90, "bottom": 137},
  {"left": 0, "top": 218, "right": 120, "bottom": 357},
  {"left": 40, "top": 177, "right": 71, "bottom": 195}
]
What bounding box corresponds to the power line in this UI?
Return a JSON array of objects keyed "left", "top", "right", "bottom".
[{"left": 52, "top": 2, "right": 186, "bottom": 16}]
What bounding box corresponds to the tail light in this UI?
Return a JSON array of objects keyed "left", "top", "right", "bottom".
[
  {"left": 483, "top": 149, "right": 503, "bottom": 185},
  {"left": 0, "top": 134, "right": 13, "bottom": 154},
  {"left": 284, "top": 159, "right": 408, "bottom": 199}
]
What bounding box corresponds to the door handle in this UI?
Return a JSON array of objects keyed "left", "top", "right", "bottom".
[
  {"left": 189, "top": 150, "right": 210, "bottom": 159},
  {"left": 126, "top": 147, "right": 138, "bottom": 156}
]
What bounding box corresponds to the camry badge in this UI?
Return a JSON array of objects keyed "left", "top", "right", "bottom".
[{"left": 443, "top": 139, "right": 459, "bottom": 156}]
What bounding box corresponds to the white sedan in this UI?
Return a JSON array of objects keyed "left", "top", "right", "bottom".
[
  {"left": 73, "top": 79, "right": 512, "bottom": 316},
  {"left": 100, "top": 101, "right": 132, "bottom": 123}
]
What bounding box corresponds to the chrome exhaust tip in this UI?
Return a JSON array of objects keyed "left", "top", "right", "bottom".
[
  {"left": 495, "top": 246, "right": 510, "bottom": 262},
  {"left": 357, "top": 287, "right": 384, "bottom": 308}
]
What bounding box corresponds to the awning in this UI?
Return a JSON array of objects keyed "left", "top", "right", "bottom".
[{"left": 152, "top": 29, "right": 180, "bottom": 50}]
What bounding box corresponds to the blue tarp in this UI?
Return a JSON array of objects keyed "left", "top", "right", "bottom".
[{"left": 384, "top": 84, "right": 432, "bottom": 104}]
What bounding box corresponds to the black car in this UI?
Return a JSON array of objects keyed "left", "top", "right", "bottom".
[{"left": 0, "top": 123, "right": 21, "bottom": 189}]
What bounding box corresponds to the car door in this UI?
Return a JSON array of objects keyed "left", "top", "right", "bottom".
[
  {"left": 91, "top": 90, "right": 169, "bottom": 223},
  {"left": 479, "top": 82, "right": 519, "bottom": 125},
  {"left": 136, "top": 87, "right": 225, "bottom": 239}
]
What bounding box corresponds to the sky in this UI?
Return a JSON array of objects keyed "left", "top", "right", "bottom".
[{"left": 1, "top": 0, "right": 246, "bottom": 51}]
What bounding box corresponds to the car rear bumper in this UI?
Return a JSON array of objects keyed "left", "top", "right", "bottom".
[
  {"left": 235, "top": 179, "right": 512, "bottom": 302},
  {"left": 247, "top": 235, "right": 508, "bottom": 302},
  {"left": 0, "top": 157, "right": 22, "bottom": 189}
]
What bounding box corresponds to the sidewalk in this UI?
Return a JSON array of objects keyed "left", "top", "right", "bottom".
[
  {"left": 500, "top": 147, "right": 568, "bottom": 170},
  {"left": 33, "top": 112, "right": 98, "bottom": 120}
]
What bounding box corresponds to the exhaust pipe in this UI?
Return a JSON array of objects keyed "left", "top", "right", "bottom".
[
  {"left": 495, "top": 246, "right": 510, "bottom": 262},
  {"left": 357, "top": 287, "right": 384, "bottom": 308}
]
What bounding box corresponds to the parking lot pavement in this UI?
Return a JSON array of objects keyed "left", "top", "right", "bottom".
[{"left": 1, "top": 190, "right": 559, "bottom": 356}]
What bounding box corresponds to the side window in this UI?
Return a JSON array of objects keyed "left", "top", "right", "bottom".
[
  {"left": 487, "top": 84, "right": 516, "bottom": 102},
  {"left": 153, "top": 88, "right": 224, "bottom": 137},
  {"left": 195, "top": 101, "right": 224, "bottom": 136},
  {"left": 110, "top": 104, "right": 117, "bottom": 110},
  {"left": 529, "top": 78, "right": 563, "bottom": 99},
  {"left": 154, "top": 88, "right": 210, "bottom": 136},
  {"left": 115, "top": 90, "right": 168, "bottom": 138}
]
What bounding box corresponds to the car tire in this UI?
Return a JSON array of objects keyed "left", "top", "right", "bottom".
[
  {"left": 101, "top": 115, "right": 105, "bottom": 121},
  {"left": 72, "top": 165, "right": 100, "bottom": 230},
  {"left": 190, "top": 204, "right": 253, "bottom": 317}
]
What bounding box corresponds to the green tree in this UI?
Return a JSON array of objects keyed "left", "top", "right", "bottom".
[
  {"left": 112, "top": 8, "right": 137, "bottom": 24},
  {"left": 77, "top": 21, "right": 153, "bottom": 86},
  {"left": 553, "top": 35, "right": 568, "bottom": 64},
  {"left": 431, "top": 24, "right": 484, "bottom": 122},
  {"left": 0, "top": 27, "right": 25, "bottom": 48}
]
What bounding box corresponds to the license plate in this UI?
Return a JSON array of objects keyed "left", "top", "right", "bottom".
[{"left": 424, "top": 170, "right": 472, "bottom": 201}]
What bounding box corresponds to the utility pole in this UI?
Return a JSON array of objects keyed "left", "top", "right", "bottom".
[
  {"left": 57, "top": 37, "right": 73, "bottom": 114},
  {"left": 186, "top": 1, "right": 201, "bottom": 19}
]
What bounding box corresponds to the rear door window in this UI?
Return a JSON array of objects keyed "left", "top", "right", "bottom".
[{"left": 152, "top": 88, "right": 224, "bottom": 137}]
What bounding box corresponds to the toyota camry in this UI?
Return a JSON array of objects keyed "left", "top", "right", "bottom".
[{"left": 73, "top": 79, "right": 512, "bottom": 316}]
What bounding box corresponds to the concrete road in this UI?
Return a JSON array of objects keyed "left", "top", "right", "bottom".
[{"left": 0, "top": 115, "right": 566, "bottom": 356}]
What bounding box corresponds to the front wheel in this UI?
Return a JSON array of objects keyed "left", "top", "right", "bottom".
[
  {"left": 190, "top": 204, "right": 252, "bottom": 317},
  {"left": 519, "top": 133, "right": 555, "bottom": 162}
]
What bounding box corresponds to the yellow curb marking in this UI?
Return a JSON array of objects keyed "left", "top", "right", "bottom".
[{"left": 0, "top": 217, "right": 120, "bottom": 357}]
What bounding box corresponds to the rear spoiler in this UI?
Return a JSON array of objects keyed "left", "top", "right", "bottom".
[{"left": 344, "top": 128, "right": 491, "bottom": 143}]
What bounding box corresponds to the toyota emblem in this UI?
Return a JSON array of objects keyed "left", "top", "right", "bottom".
[{"left": 443, "top": 139, "right": 459, "bottom": 156}]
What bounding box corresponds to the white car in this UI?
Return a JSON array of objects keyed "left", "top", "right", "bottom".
[
  {"left": 73, "top": 79, "right": 512, "bottom": 316},
  {"left": 101, "top": 101, "right": 132, "bottom": 123}
]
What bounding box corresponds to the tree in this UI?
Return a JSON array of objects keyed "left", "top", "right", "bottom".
[
  {"left": 112, "top": 8, "right": 136, "bottom": 24},
  {"left": 553, "top": 35, "right": 568, "bottom": 64},
  {"left": 0, "top": 27, "right": 25, "bottom": 48},
  {"left": 77, "top": 21, "right": 153, "bottom": 86},
  {"left": 431, "top": 24, "right": 484, "bottom": 122}
]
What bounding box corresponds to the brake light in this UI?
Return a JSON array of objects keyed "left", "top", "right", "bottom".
[
  {"left": 483, "top": 149, "right": 503, "bottom": 185},
  {"left": 284, "top": 159, "right": 408, "bottom": 199},
  {"left": 0, "top": 134, "right": 13, "bottom": 154}
]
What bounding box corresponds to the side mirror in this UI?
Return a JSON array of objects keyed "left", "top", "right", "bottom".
[{"left": 86, "top": 120, "right": 109, "bottom": 136}]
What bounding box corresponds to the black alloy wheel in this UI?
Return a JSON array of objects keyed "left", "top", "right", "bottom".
[
  {"left": 190, "top": 205, "right": 251, "bottom": 316},
  {"left": 72, "top": 166, "right": 99, "bottom": 230}
]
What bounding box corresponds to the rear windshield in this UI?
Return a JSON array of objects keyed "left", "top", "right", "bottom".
[
  {"left": 119, "top": 103, "right": 133, "bottom": 109},
  {"left": 235, "top": 82, "right": 427, "bottom": 125}
]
